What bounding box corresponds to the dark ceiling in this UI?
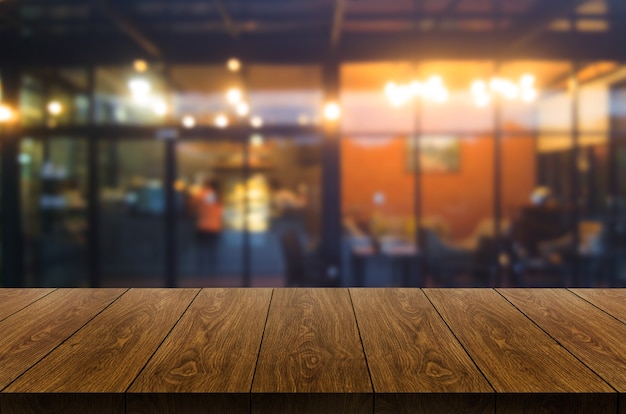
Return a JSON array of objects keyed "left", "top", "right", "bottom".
[{"left": 1, "top": 0, "right": 625, "bottom": 65}]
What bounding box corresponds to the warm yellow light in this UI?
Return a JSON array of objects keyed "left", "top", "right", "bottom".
[
  {"left": 409, "top": 81, "right": 422, "bottom": 96},
  {"left": 134, "top": 59, "right": 148, "bottom": 73},
  {"left": 475, "top": 94, "right": 491, "bottom": 108},
  {"left": 471, "top": 80, "right": 487, "bottom": 94},
  {"left": 227, "top": 58, "right": 241, "bottom": 72},
  {"left": 250, "top": 116, "right": 263, "bottom": 128},
  {"left": 323, "top": 102, "right": 341, "bottom": 121},
  {"left": 215, "top": 114, "right": 229, "bottom": 128},
  {"left": 47, "top": 101, "right": 63, "bottom": 116},
  {"left": 520, "top": 74, "right": 535, "bottom": 88},
  {"left": 236, "top": 102, "right": 249, "bottom": 117},
  {"left": 522, "top": 89, "right": 538, "bottom": 103},
  {"left": 0, "top": 104, "right": 15, "bottom": 123},
  {"left": 182, "top": 115, "right": 196, "bottom": 129},
  {"left": 152, "top": 100, "right": 168, "bottom": 117},
  {"left": 226, "top": 88, "right": 242, "bottom": 105},
  {"left": 128, "top": 78, "right": 151, "bottom": 103}
]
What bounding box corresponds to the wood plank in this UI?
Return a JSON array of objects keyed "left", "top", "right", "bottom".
[
  {"left": 251, "top": 288, "right": 372, "bottom": 414},
  {"left": 2, "top": 288, "right": 199, "bottom": 414},
  {"left": 424, "top": 289, "right": 617, "bottom": 414},
  {"left": 350, "top": 288, "right": 493, "bottom": 414},
  {"left": 0, "top": 288, "right": 126, "bottom": 390},
  {"left": 500, "top": 289, "right": 626, "bottom": 393},
  {"left": 570, "top": 289, "right": 626, "bottom": 324},
  {"left": 0, "top": 289, "right": 55, "bottom": 322},
  {"left": 126, "top": 393, "right": 247, "bottom": 414},
  {"left": 2, "top": 394, "right": 124, "bottom": 414},
  {"left": 127, "top": 288, "right": 273, "bottom": 414}
]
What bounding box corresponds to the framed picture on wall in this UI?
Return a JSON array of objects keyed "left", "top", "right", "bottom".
[{"left": 406, "top": 135, "right": 461, "bottom": 173}]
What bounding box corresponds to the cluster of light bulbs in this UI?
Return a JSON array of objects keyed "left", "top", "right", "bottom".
[
  {"left": 471, "top": 74, "right": 537, "bottom": 107},
  {"left": 385, "top": 74, "right": 538, "bottom": 108},
  {"left": 385, "top": 76, "right": 450, "bottom": 107}
]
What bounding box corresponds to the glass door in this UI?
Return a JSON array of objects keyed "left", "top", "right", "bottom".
[{"left": 176, "top": 139, "right": 245, "bottom": 286}]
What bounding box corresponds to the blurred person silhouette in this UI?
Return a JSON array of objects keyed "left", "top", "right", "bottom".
[{"left": 194, "top": 179, "right": 223, "bottom": 276}]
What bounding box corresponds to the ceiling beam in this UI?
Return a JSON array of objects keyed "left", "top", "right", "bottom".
[
  {"left": 213, "top": 0, "right": 238, "bottom": 39},
  {"left": 432, "top": 0, "right": 463, "bottom": 31},
  {"left": 505, "top": 0, "right": 589, "bottom": 53},
  {"left": 330, "top": 0, "right": 348, "bottom": 48},
  {"left": 92, "top": 0, "right": 162, "bottom": 58}
]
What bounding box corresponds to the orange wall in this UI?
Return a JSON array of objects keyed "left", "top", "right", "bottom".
[{"left": 342, "top": 135, "right": 536, "bottom": 240}]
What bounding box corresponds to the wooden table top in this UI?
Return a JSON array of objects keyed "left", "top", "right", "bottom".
[{"left": 0, "top": 288, "right": 624, "bottom": 414}]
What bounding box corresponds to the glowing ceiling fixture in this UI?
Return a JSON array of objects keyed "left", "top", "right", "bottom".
[
  {"left": 133, "top": 59, "right": 148, "bottom": 73},
  {"left": 152, "top": 100, "right": 168, "bottom": 117},
  {"left": 182, "top": 115, "right": 196, "bottom": 129},
  {"left": 226, "top": 88, "right": 243, "bottom": 105},
  {"left": 323, "top": 102, "right": 341, "bottom": 121},
  {"left": 128, "top": 78, "right": 152, "bottom": 103},
  {"left": 471, "top": 73, "right": 538, "bottom": 107},
  {"left": 250, "top": 116, "right": 263, "bottom": 128},
  {"left": 0, "top": 104, "right": 15, "bottom": 123},
  {"left": 215, "top": 114, "right": 229, "bottom": 128},
  {"left": 385, "top": 75, "right": 449, "bottom": 106},
  {"left": 236, "top": 102, "right": 250, "bottom": 117},
  {"left": 47, "top": 101, "right": 63, "bottom": 116},
  {"left": 227, "top": 58, "right": 241, "bottom": 72}
]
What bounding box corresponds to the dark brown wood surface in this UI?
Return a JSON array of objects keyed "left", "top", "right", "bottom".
[
  {"left": 0, "top": 288, "right": 126, "bottom": 390},
  {"left": 251, "top": 288, "right": 372, "bottom": 414},
  {"left": 500, "top": 288, "right": 626, "bottom": 393},
  {"left": 424, "top": 289, "right": 617, "bottom": 414},
  {"left": 0, "top": 289, "right": 54, "bottom": 321},
  {"left": 4, "top": 289, "right": 199, "bottom": 399},
  {"left": 128, "top": 288, "right": 273, "bottom": 414},
  {"left": 0, "top": 288, "right": 623, "bottom": 414},
  {"left": 570, "top": 289, "right": 626, "bottom": 324},
  {"left": 350, "top": 288, "right": 493, "bottom": 414}
]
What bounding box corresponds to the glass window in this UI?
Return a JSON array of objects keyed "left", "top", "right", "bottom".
[
  {"left": 247, "top": 65, "right": 322, "bottom": 126},
  {"left": 248, "top": 135, "right": 323, "bottom": 286},
  {"left": 176, "top": 139, "right": 245, "bottom": 286},
  {"left": 341, "top": 136, "right": 417, "bottom": 287},
  {"left": 21, "top": 137, "right": 88, "bottom": 286},
  {"left": 340, "top": 62, "right": 415, "bottom": 134},
  {"left": 99, "top": 140, "right": 165, "bottom": 285}
]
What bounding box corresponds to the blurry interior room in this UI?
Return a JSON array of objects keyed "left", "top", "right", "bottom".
[{"left": 1, "top": 0, "right": 626, "bottom": 288}]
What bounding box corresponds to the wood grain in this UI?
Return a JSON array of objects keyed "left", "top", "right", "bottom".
[
  {"left": 2, "top": 394, "right": 124, "bottom": 414},
  {"left": 127, "top": 288, "right": 273, "bottom": 413},
  {"left": 0, "top": 289, "right": 55, "bottom": 322},
  {"left": 0, "top": 288, "right": 126, "bottom": 390},
  {"left": 570, "top": 289, "right": 626, "bottom": 324},
  {"left": 500, "top": 288, "right": 626, "bottom": 393},
  {"left": 4, "top": 289, "right": 199, "bottom": 396},
  {"left": 350, "top": 288, "right": 493, "bottom": 414},
  {"left": 251, "top": 288, "right": 371, "bottom": 414},
  {"left": 424, "top": 289, "right": 616, "bottom": 414}
]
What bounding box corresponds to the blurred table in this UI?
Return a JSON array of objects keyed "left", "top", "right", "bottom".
[{"left": 351, "top": 242, "right": 420, "bottom": 287}]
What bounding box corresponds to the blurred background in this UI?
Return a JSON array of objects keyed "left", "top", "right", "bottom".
[{"left": 0, "top": 0, "right": 625, "bottom": 288}]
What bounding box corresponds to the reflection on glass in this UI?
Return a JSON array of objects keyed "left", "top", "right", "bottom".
[
  {"left": 341, "top": 136, "right": 417, "bottom": 287},
  {"left": 176, "top": 141, "right": 244, "bottom": 285},
  {"left": 21, "top": 138, "right": 88, "bottom": 286},
  {"left": 99, "top": 141, "right": 165, "bottom": 285},
  {"left": 421, "top": 135, "right": 494, "bottom": 287},
  {"left": 249, "top": 135, "right": 322, "bottom": 287}
]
